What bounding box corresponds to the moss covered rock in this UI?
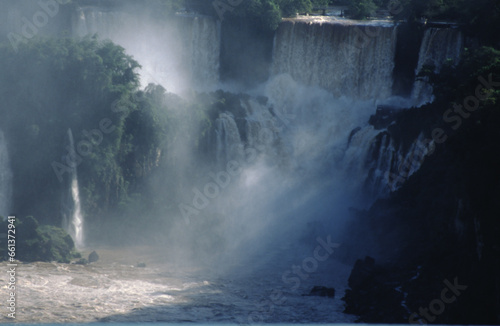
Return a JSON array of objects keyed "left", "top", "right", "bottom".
[{"left": 0, "top": 216, "right": 80, "bottom": 263}]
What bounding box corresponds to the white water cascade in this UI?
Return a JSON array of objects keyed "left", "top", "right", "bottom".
[
  {"left": 72, "top": 7, "right": 220, "bottom": 93},
  {"left": 411, "top": 27, "right": 463, "bottom": 106},
  {"left": 206, "top": 19, "right": 402, "bottom": 250},
  {"left": 0, "top": 130, "right": 12, "bottom": 220},
  {"left": 215, "top": 112, "right": 245, "bottom": 165},
  {"left": 206, "top": 74, "right": 383, "bottom": 264},
  {"left": 269, "top": 18, "right": 465, "bottom": 199},
  {"left": 64, "top": 129, "right": 84, "bottom": 249},
  {"left": 272, "top": 17, "right": 398, "bottom": 100}
]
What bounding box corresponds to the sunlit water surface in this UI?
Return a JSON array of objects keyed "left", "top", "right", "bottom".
[{"left": 0, "top": 246, "right": 356, "bottom": 323}]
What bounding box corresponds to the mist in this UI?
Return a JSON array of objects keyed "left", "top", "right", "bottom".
[
  {"left": 0, "top": 1, "right": 396, "bottom": 270},
  {"left": 48, "top": 3, "right": 383, "bottom": 272},
  {"left": 1, "top": 0, "right": 487, "bottom": 323}
]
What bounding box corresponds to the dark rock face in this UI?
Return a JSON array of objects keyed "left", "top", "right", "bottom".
[
  {"left": 75, "top": 258, "right": 88, "bottom": 265},
  {"left": 369, "top": 105, "right": 401, "bottom": 130},
  {"left": 220, "top": 17, "right": 274, "bottom": 86},
  {"left": 392, "top": 23, "right": 424, "bottom": 97},
  {"left": 342, "top": 100, "right": 500, "bottom": 324},
  {"left": 88, "top": 251, "right": 99, "bottom": 263},
  {"left": 305, "top": 286, "right": 335, "bottom": 298},
  {"left": 343, "top": 257, "right": 408, "bottom": 323}
]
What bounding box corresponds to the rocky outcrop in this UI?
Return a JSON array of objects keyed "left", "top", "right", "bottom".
[
  {"left": 343, "top": 257, "right": 408, "bottom": 323},
  {"left": 342, "top": 97, "right": 500, "bottom": 324},
  {"left": 88, "top": 251, "right": 99, "bottom": 263},
  {"left": 0, "top": 216, "right": 81, "bottom": 263},
  {"left": 305, "top": 286, "right": 335, "bottom": 298}
]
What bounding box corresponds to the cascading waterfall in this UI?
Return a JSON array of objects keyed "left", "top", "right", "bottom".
[
  {"left": 69, "top": 11, "right": 465, "bottom": 207},
  {"left": 67, "top": 9, "right": 465, "bottom": 210},
  {"left": 215, "top": 112, "right": 244, "bottom": 165},
  {"left": 0, "top": 2, "right": 486, "bottom": 322},
  {"left": 227, "top": 19, "right": 464, "bottom": 207},
  {"left": 206, "top": 18, "right": 467, "bottom": 264},
  {"left": 365, "top": 131, "right": 434, "bottom": 195},
  {"left": 204, "top": 74, "right": 382, "bottom": 263},
  {"left": 358, "top": 27, "right": 464, "bottom": 195},
  {"left": 187, "top": 15, "right": 221, "bottom": 88},
  {"left": 411, "top": 27, "right": 463, "bottom": 106},
  {"left": 263, "top": 18, "right": 402, "bottom": 206},
  {"left": 0, "top": 130, "right": 12, "bottom": 220},
  {"left": 68, "top": 10, "right": 466, "bottom": 258},
  {"left": 206, "top": 20, "right": 401, "bottom": 249},
  {"left": 272, "top": 18, "right": 398, "bottom": 100},
  {"left": 72, "top": 7, "right": 220, "bottom": 92},
  {"left": 64, "top": 129, "right": 84, "bottom": 249}
]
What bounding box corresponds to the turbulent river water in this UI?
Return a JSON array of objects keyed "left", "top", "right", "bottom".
[{"left": 0, "top": 246, "right": 355, "bottom": 323}]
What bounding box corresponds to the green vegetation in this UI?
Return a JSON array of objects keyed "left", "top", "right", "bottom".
[
  {"left": 192, "top": 0, "right": 331, "bottom": 31},
  {"left": 347, "top": 0, "right": 378, "bottom": 19},
  {"left": 185, "top": 0, "right": 498, "bottom": 46},
  {"left": 421, "top": 46, "right": 500, "bottom": 106},
  {"left": 0, "top": 36, "right": 140, "bottom": 225},
  {"left": 0, "top": 35, "right": 232, "bottom": 246},
  {"left": 347, "top": 0, "right": 500, "bottom": 45},
  {"left": 49, "top": 0, "right": 500, "bottom": 41},
  {"left": 58, "top": 0, "right": 331, "bottom": 31},
  {"left": 0, "top": 216, "right": 80, "bottom": 263}
]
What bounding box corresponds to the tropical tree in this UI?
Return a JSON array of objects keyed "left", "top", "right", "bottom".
[{"left": 348, "top": 0, "right": 378, "bottom": 19}]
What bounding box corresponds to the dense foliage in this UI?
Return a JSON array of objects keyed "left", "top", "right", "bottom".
[
  {"left": 0, "top": 35, "right": 245, "bottom": 246},
  {"left": 0, "top": 37, "right": 138, "bottom": 225},
  {"left": 0, "top": 216, "right": 80, "bottom": 263},
  {"left": 346, "top": 0, "right": 500, "bottom": 46},
  {"left": 0, "top": 36, "right": 211, "bottom": 243},
  {"left": 10, "top": 0, "right": 493, "bottom": 39},
  {"left": 423, "top": 46, "right": 500, "bottom": 105},
  {"left": 346, "top": 0, "right": 378, "bottom": 19}
]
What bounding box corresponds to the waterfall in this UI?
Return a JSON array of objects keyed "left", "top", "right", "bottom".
[
  {"left": 360, "top": 27, "right": 463, "bottom": 194},
  {"left": 186, "top": 16, "right": 221, "bottom": 89},
  {"left": 72, "top": 7, "right": 220, "bottom": 93},
  {"left": 411, "top": 27, "right": 463, "bottom": 106},
  {"left": 272, "top": 18, "right": 398, "bottom": 100},
  {"left": 267, "top": 18, "right": 404, "bottom": 201},
  {"left": 64, "top": 129, "right": 84, "bottom": 249},
  {"left": 213, "top": 98, "right": 287, "bottom": 167},
  {"left": 365, "top": 131, "right": 433, "bottom": 195},
  {"left": 270, "top": 20, "right": 464, "bottom": 199},
  {"left": 200, "top": 74, "right": 382, "bottom": 262},
  {"left": 215, "top": 112, "right": 244, "bottom": 164},
  {"left": 0, "top": 130, "right": 12, "bottom": 220},
  {"left": 66, "top": 10, "right": 467, "bottom": 259},
  {"left": 208, "top": 20, "right": 466, "bottom": 223}
]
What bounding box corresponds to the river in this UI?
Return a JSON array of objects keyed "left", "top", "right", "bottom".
[{"left": 0, "top": 246, "right": 356, "bottom": 323}]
